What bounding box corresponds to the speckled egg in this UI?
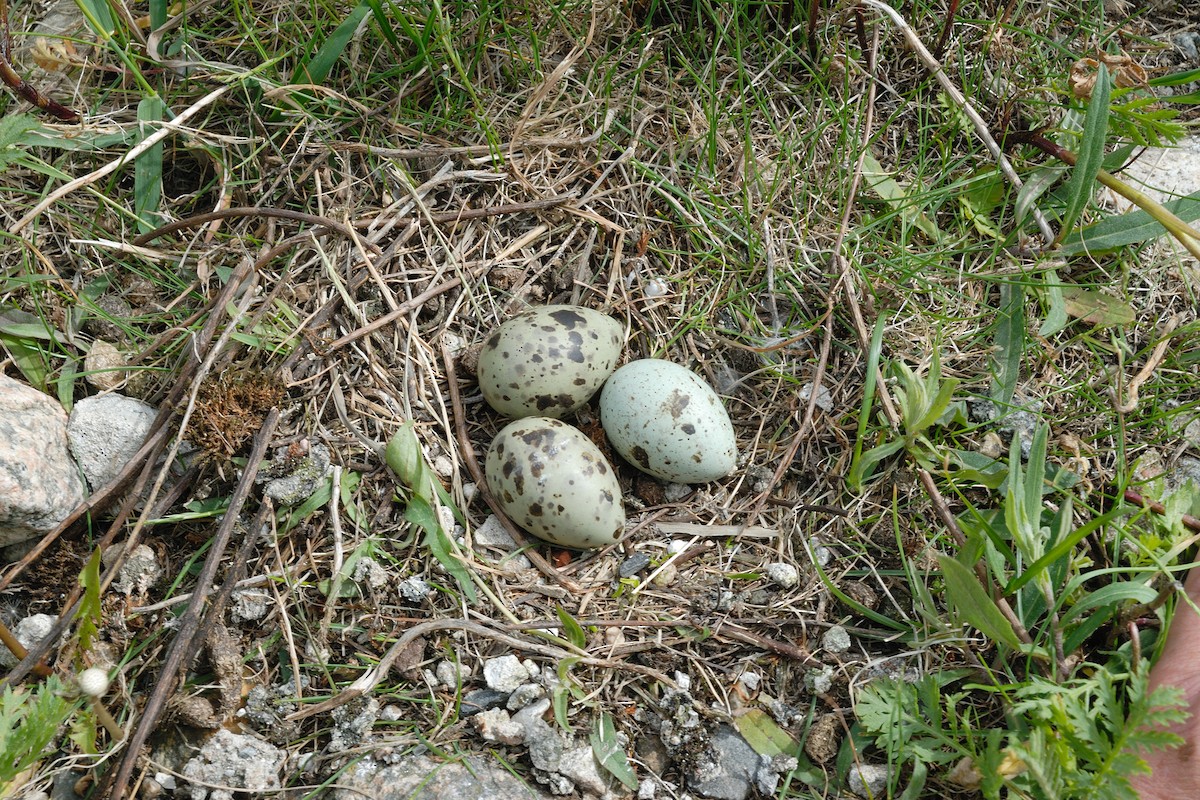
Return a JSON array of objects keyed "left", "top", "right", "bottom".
[
  {"left": 599, "top": 359, "right": 737, "bottom": 484},
  {"left": 477, "top": 305, "right": 623, "bottom": 419},
  {"left": 485, "top": 417, "right": 625, "bottom": 549}
]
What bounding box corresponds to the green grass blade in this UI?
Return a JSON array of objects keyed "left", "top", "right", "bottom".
[
  {"left": 293, "top": 2, "right": 372, "bottom": 85},
  {"left": 1057, "top": 64, "right": 1111, "bottom": 243}
]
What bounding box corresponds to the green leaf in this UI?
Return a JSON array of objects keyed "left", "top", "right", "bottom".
[
  {"left": 76, "top": 549, "right": 104, "bottom": 652},
  {"left": 990, "top": 283, "right": 1024, "bottom": 405},
  {"left": 848, "top": 437, "right": 905, "bottom": 489},
  {"left": 1059, "top": 190, "right": 1200, "bottom": 255},
  {"left": 590, "top": 713, "right": 639, "bottom": 790},
  {"left": 293, "top": 2, "right": 373, "bottom": 85},
  {"left": 1005, "top": 506, "right": 1125, "bottom": 596},
  {"left": 134, "top": 95, "right": 166, "bottom": 234},
  {"left": 1058, "top": 64, "right": 1112, "bottom": 242},
  {"left": 0, "top": 114, "right": 40, "bottom": 170},
  {"left": 936, "top": 554, "right": 1023, "bottom": 650},
  {"left": 861, "top": 152, "right": 945, "bottom": 243},
  {"left": 735, "top": 708, "right": 802, "bottom": 758},
  {"left": 1038, "top": 268, "right": 1070, "bottom": 337},
  {"left": 406, "top": 494, "right": 476, "bottom": 602},
  {"left": 556, "top": 606, "right": 587, "bottom": 650},
  {"left": 850, "top": 314, "right": 889, "bottom": 490},
  {"left": 1060, "top": 286, "right": 1135, "bottom": 327},
  {"left": 386, "top": 421, "right": 433, "bottom": 501}
]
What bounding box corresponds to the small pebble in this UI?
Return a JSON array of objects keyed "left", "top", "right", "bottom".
[
  {"left": 460, "top": 689, "right": 509, "bottom": 717},
  {"left": 765, "top": 562, "right": 799, "bottom": 589},
  {"left": 822, "top": 625, "right": 851, "bottom": 654},
  {"left": 619, "top": 552, "right": 652, "bottom": 578},
  {"left": 397, "top": 577, "right": 431, "bottom": 602},
  {"left": 848, "top": 763, "right": 891, "bottom": 799}
]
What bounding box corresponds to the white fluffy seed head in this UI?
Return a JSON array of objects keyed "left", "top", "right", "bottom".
[{"left": 78, "top": 667, "right": 110, "bottom": 698}]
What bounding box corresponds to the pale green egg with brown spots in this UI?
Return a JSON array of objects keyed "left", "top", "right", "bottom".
[
  {"left": 599, "top": 359, "right": 737, "bottom": 483},
  {"left": 485, "top": 417, "right": 624, "bottom": 549},
  {"left": 477, "top": 305, "right": 623, "bottom": 419}
]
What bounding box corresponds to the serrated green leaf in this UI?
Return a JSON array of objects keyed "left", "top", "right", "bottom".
[
  {"left": 936, "top": 553, "right": 1023, "bottom": 650},
  {"left": 77, "top": 549, "right": 103, "bottom": 652},
  {"left": 590, "top": 713, "right": 638, "bottom": 790}
]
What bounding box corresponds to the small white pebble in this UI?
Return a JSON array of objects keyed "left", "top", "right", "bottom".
[
  {"left": 822, "top": 625, "right": 852, "bottom": 654},
  {"left": 667, "top": 540, "right": 689, "bottom": 555},
  {"left": 674, "top": 671, "right": 692, "bottom": 691},
  {"left": 765, "top": 562, "right": 799, "bottom": 589},
  {"left": 738, "top": 672, "right": 762, "bottom": 692},
  {"left": 643, "top": 277, "right": 669, "bottom": 298}
]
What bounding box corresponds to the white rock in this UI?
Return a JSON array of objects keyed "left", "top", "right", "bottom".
[
  {"left": 822, "top": 625, "right": 852, "bottom": 655},
  {"left": 435, "top": 660, "right": 469, "bottom": 689},
  {"left": 798, "top": 382, "right": 834, "bottom": 411},
  {"left": 0, "top": 613, "right": 57, "bottom": 668},
  {"left": 557, "top": 745, "right": 610, "bottom": 797},
  {"left": 471, "top": 515, "right": 533, "bottom": 572},
  {"left": 765, "top": 562, "right": 799, "bottom": 589},
  {"left": 473, "top": 708, "right": 526, "bottom": 745},
  {"left": 67, "top": 393, "right": 157, "bottom": 491},
  {"left": 483, "top": 655, "right": 530, "bottom": 693},
  {"left": 230, "top": 589, "right": 271, "bottom": 623},
  {"left": 0, "top": 375, "right": 86, "bottom": 549},
  {"left": 806, "top": 665, "right": 834, "bottom": 695},
  {"left": 108, "top": 543, "right": 162, "bottom": 595},
  {"left": 848, "top": 763, "right": 892, "bottom": 799},
  {"left": 181, "top": 729, "right": 285, "bottom": 800}
]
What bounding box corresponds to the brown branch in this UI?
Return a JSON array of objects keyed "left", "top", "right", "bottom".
[
  {"left": 102, "top": 409, "right": 280, "bottom": 800},
  {"left": 0, "top": 0, "right": 80, "bottom": 122}
]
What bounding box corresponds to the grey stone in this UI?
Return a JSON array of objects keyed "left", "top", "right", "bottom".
[
  {"left": 241, "top": 682, "right": 299, "bottom": 744},
  {"left": 0, "top": 375, "right": 86, "bottom": 549},
  {"left": 556, "top": 745, "right": 610, "bottom": 797},
  {"left": 619, "top": 552, "right": 652, "bottom": 578},
  {"left": 0, "top": 613, "right": 58, "bottom": 668},
  {"left": 229, "top": 589, "right": 271, "bottom": 623},
  {"left": 332, "top": 753, "right": 554, "bottom": 800},
  {"left": 806, "top": 665, "right": 834, "bottom": 695},
  {"left": 822, "top": 625, "right": 851, "bottom": 655},
  {"left": 106, "top": 543, "right": 162, "bottom": 595},
  {"left": 67, "top": 393, "right": 157, "bottom": 491},
  {"left": 329, "top": 696, "right": 380, "bottom": 752},
  {"left": 687, "top": 724, "right": 758, "bottom": 800},
  {"left": 506, "top": 683, "right": 546, "bottom": 711},
  {"left": 472, "top": 515, "right": 533, "bottom": 572},
  {"left": 435, "top": 659, "right": 469, "bottom": 689},
  {"left": 398, "top": 576, "right": 432, "bottom": 602},
  {"left": 765, "top": 562, "right": 799, "bottom": 589},
  {"left": 461, "top": 689, "right": 509, "bottom": 717},
  {"left": 525, "top": 717, "right": 566, "bottom": 773},
  {"left": 798, "top": 382, "right": 833, "bottom": 411},
  {"left": 483, "top": 655, "right": 530, "bottom": 693},
  {"left": 353, "top": 557, "right": 389, "bottom": 589},
  {"left": 260, "top": 443, "right": 331, "bottom": 505},
  {"left": 474, "top": 708, "right": 526, "bottom": 745},
  {"left": 180, "top": 729, "right": 284, "bottom": 800},
  {"left": 847, "top": 763, "right": 891, "bottom": 798}
]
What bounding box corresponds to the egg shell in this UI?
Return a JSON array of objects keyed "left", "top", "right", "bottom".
[
  {"left": 477, "top": 305, "right": 623, "bottom": 419},
  {"left": 485, "top": 417, "right": 625, "bottom": 549},
  {"left": 599, "top": 359, "right": 737, "bottom": 483}
]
